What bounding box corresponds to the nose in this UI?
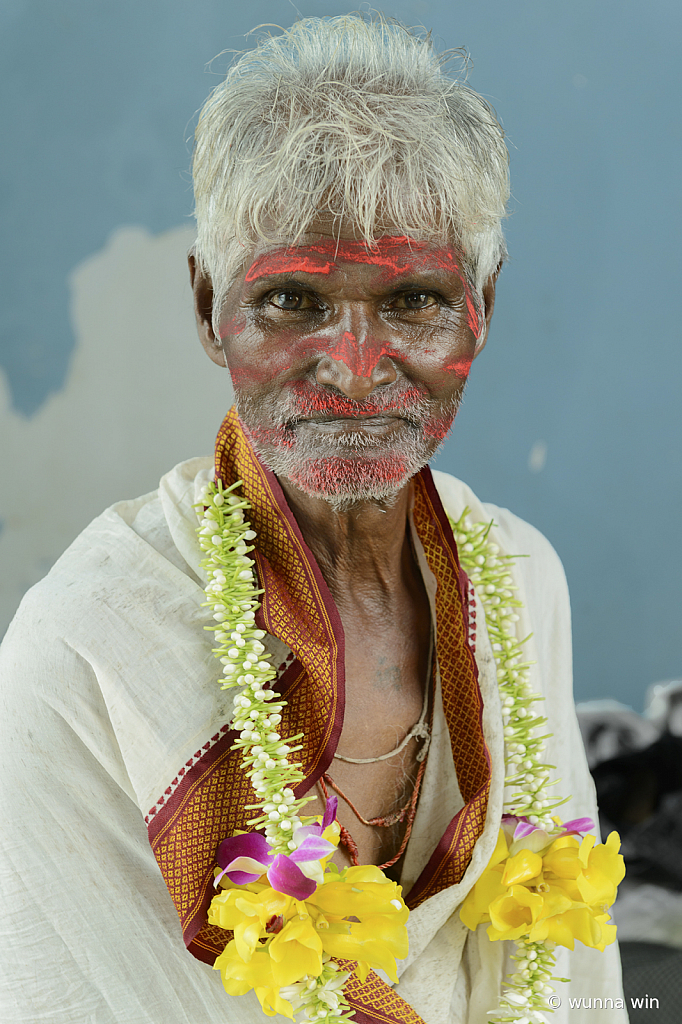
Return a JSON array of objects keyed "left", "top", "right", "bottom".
[{"left": 315, "top": 329, "right": 397, "bottom": 400}]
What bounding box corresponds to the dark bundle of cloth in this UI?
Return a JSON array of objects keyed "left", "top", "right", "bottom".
[{"left": 592, "top": 732, "right": 682, "bottom": 889}]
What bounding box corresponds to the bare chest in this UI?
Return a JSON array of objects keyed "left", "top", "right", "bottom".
[{"left": 306, "top": 610, "right": 432, "bottom": 870}]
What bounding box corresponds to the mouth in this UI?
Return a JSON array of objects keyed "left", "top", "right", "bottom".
[{"left": 294, "top": 413, "right": 408, "bottom": 436}]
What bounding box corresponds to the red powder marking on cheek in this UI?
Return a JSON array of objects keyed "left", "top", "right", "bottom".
[
  {"left": 422, "top": 415, "right": 455, "bottom": 442},
  {"left": 227, "top": 342, "right": 297, "bottom": 387},
  {"left": 228, "top": 366, "right": 264, "bottom": 389},
  {"left": 442, "top": 356, "right": 473, "bottom": 380},
  {"left": 219, "top": 315, "right": 245, "bottom": 337},
  {"left": 464, "top": 294, "right": 480, "bottom": 336}
]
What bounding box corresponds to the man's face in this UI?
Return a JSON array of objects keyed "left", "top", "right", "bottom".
[{"left": 193, "top": 222, "right": 495, "bottom": 506}]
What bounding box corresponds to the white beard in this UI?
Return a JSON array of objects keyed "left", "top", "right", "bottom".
[{"left": 235, "top": 385, "right": 463, "bottom": 510}]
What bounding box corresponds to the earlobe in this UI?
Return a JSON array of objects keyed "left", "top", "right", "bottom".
[{"left": 188, "top": 252, "right": 225, "bottom": 367}]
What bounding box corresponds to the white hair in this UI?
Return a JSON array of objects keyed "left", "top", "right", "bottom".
[{"left": 192, "top": 13, "right": 509, "bottom": 320}]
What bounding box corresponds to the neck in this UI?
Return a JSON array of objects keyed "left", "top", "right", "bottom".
[{"left": 277, "top": 476, "right": 414, "bottom": 603}]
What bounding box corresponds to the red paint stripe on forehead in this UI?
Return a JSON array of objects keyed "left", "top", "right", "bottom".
[
  {"left": 245, "top": 252, "right": 334, "bottom": 281},
  {"left": 246, "top": 237, "right": 445, "bottom": 281},
  {"left": 246, "top": 237, "right": 424, "bottom": 279}
]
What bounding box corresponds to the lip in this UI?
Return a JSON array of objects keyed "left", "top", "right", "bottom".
[
  {"left": 294, "top": 413, "right": 406, "bottom": 436},
  {"left": 298, "top": 413, "right": 402, "bottom": 425}
]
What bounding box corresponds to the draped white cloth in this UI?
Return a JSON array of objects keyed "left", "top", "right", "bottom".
[{"left": 0, "top": 458, "right": 627, "bottom": 1023}]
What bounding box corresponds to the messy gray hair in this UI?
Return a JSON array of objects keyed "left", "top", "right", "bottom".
[{"left": 193, "top": 13, "right": 509, "bottom": 321}]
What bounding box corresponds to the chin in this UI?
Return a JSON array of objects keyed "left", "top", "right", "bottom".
[
  {"left": 246, "top": 427, "right": 441, "bottom": 509},
  {"left": 286, "top": 454, "right": 415, "bottom": 509}
]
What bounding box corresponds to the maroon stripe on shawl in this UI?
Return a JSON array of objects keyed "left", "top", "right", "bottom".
[
  {"left": 339, "top": 964, "right": 429, "bottom": 1024},
  {"left": 146, "top": 725, "right": 240, "bottom": 948},
  {"left": 404, "top": 467, "right": 491, "bottom": 908},
  {"left": 216, "top": 408, "right": 346, "bottom": 788}
]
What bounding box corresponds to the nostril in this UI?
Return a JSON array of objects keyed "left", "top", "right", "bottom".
[{"left": 315, "top": 354, "right": 347, "bottom": 389}]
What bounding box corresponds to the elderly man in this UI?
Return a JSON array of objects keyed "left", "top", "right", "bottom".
[{"left": 0, "top": 15, "right": 626, "bottom": 1024}]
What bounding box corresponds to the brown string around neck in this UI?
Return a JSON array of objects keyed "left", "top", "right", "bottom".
[
  {"left": 323, "top": 628, "right": 435, "bottom": 870},
  {"left": 320, "top": 756, "right": 427, "bottom": 871}
]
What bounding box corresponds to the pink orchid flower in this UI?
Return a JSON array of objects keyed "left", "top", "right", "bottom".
[
  {"left": 214, "top": 797, "right": 338, "bottom": 900},
  {"left": 502, "top": 813, "right": 596, "bottom": 856}
]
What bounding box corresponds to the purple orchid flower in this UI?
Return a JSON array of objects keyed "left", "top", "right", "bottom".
[
  {"left": 561, "top": 817, "right": 596, "bottom": 836},
  {"left": 215, "top": 796, "right": 338, "bottom": 899},
  {"left": 502, "top": 813, "right": 595, "bottom": 841}
]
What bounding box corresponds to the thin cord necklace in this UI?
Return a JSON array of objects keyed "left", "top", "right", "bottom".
[
  {"left": 324, "top": 633, "right": 434, "bottom": 868},
  {"left": 332, "top": 633, "right": 433, "bottom": 765}
]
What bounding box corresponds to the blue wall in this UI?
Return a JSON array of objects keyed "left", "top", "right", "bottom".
[{"left": 1, "top": 0, "right": 680, "bottom": 708}]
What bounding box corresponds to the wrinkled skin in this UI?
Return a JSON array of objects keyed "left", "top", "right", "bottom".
[{"left": 190, "top": 218, "right": 498, "bottom": 871}]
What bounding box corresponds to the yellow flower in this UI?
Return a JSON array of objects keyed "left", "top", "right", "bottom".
[
  {"left": 214, "top": 942, "right": 295, "bottom": 1019},
  {"left": 488, "top": 828, "right": 512, "bottom": 868},
  {"left": 211, "top": 859, "right": 410, "bottom": 1000},
  {"left": 459, "top": 830, "right": 511, "bottom": 929},
  {"left": 542, "top": 835, "right": 582, "bottom": 877},
  {"left": 268, "top": 914, "right": 324, "bottom": 987},
  {"left": 502, "top": 848, "right": 543, "bottom": 887},
  {"left": 208, "top": 886, "right": 294, "bottom": 961},
  {"left": 320, "top": 913, "right": 409, "bottom": 983},
  {"left": 487, "top": 884, "right": 545, "bottom": 941},
  {"left": 534, "top": 907, "right": 617, "bottom": 952},
  {"left": 459, "top": 865, "right": 507, "bottom": 930},
  {"left": 460, "top": 826, "right": 623, "bottom": 952},
  {"left": 542, "top": 831, "right": 624, "bottom": 913},
  {"left": 307, "top": 864, "right": 409, "bottom": 983},
  {"left": 309, "top": 865, "right": 408, "bottom": 920},
  {"left": 576, "top": 832, "right": 625, "bottom": 907},
  {"left": 536, "top": 884, "right": 574, "bottom": 921}
]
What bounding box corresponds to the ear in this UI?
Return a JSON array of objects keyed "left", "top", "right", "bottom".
[
  {"left": 473, "top": 261, "right": 502, "bottom": 359},
  {"left": 188, "top": 251, "right": 225, "bottom": 368}
]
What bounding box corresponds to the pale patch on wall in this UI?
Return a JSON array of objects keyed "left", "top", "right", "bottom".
[
  {"left": 0, "top": 225, "right": 233, "bottom": 635},
  {"left": 528, "top": 440, "right": 547, "bottom": 473}
]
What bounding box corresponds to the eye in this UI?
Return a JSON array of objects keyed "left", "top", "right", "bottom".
[
  {"left": 268, "top": 290, "right": 316, "bottom": 311},
  {"left": 393, "top": 291, "right": 438, "bottom": 310}
]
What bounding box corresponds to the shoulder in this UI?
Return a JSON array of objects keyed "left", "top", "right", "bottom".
[
  {"left": 1, "top": 457, "right": 211, "bottom": 690},
  {"left": 0, "top": 459, "right": 214, "bottom": 798}
]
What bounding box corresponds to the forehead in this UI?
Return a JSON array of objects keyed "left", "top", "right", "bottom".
[{"left": 243, "top": 236, "right": 466, "bottom": 284}]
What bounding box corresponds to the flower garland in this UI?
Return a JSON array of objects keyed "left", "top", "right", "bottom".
[
  {"left": 195, "top": 482, "right": 623, "bottom": 1024},
  {"left": 450, "top": 510, "right": 624, "bottom": 1024},
  {"left": 196, "top": 479, "right": 408, "bottom": 1022}
]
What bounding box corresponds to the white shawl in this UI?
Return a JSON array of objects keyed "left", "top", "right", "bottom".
[{"left": 0, "top": 459, "right": 626, "bottom": 1023}]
